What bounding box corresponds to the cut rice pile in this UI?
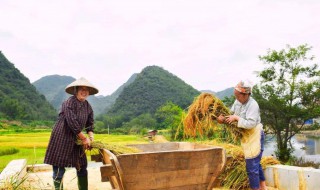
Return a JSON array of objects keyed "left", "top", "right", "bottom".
[
  {"left": 204, "top": 140, "right": 280, "bottom": 189},
  {"left": 76, "top": 140, "right": 140, "bottom": 155}
]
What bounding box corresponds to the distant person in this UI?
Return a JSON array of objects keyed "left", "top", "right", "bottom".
[
  {"left": 44, "top": 77, "right": 98, "bottom": 190},
  {"left": 217, "top": 80, "right": 267, "bottom": 190}
]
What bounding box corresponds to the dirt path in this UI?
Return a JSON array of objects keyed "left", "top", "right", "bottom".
[
  {"left": 26, "top": 162, "right": 112, "bottom": 190},
  {"left": 153, "top": 135, "right": 169, "bottom": 143}
]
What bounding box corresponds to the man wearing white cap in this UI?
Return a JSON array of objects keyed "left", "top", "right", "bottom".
[
  {"left": 44, "top": 77, "right": 99, "bottom": 190},
  {"left": 218, "top": 80, "right": 267, "bottom": 190}
]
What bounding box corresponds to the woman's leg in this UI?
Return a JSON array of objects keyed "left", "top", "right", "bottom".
[
  {"left": 52, "top": 166, "right": 65, "bottom": 190},
  {"left": 77, "top": 165, "right": 88, "bottom": 190}
]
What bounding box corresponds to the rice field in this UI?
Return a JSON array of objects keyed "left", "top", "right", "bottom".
[{"left": 0, "top": 132, "right": 148, "bottom": 172}]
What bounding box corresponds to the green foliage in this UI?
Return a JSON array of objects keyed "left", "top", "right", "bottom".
[
  {"left": 306, "top": 122, "right": 320, "bottom": 130},
  {"left": 254, "top": 44, "right": 320, "bottom": 162},
  {"left": 0, "top": 52, "right": 56, "bottom": 120}
]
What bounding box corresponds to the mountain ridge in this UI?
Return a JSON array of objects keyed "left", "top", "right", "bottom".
[{"left": 0, "top": 51, "right": 56, "bottom": 120}]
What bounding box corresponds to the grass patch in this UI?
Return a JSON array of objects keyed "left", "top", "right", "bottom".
[{"left": 0, "top": 170, "right": 30, "bottom": 190}]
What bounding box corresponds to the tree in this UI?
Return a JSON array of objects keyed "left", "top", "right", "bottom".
[
  {"left": 154, "top": 102, "right": 184, "bottom": 139},
  {"left": 222, "top": 95, "right": 235, "bottom": 108},
  {"left": 0, "top": 97, "right": 23, "bottom": 119},
  {"left": 253, "top": 44, "right": 320, "bottom": 162},
  {"left": 122, "top": 113, "right": 157, "bottom": 134}
]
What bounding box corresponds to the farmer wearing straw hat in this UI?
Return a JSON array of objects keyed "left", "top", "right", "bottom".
[
  {"left": 44, "top": 77, "right": 98, "bottom": 190},
  {"left": 218, "top": 80, "right": 267, "bottom": 190}
]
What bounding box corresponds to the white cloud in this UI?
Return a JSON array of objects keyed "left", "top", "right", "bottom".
[{"left": 1, "top": 0, "right": 319, "bottom": 95}]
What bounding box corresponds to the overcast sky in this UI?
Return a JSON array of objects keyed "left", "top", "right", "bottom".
[{"left": 1, "top": 0, "right": 319, "bottom": 95}]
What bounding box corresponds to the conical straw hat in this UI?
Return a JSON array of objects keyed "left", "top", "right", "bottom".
[{"left": 65, "top": 77, "right": 99, "bottom": 95}]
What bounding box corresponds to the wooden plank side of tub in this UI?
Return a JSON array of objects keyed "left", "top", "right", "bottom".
[
  {"left": 128, "top": 142, "right": 180, "bottom": 152},
  {"left": 100, "top": 149, "right": 124, "bottom": 190},
  {"left": 117, "top": 147, "right": 225, "bottom": 190}
]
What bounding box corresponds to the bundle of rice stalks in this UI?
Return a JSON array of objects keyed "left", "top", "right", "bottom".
[
  {"left": 261, "top": 156, "right": 281, "bottom": 169},
  {"left": 183, "top": 93, "right": 244, "bottom": 141},
  {"left": 204, "top": 140, "right": 280, "bottom": 189},
  {"left": 76, "top": 140, "right": 140, "bottom": 155}
]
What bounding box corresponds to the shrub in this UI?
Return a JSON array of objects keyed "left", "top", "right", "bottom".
[
  {"left": 290, "top": 156, "right": 320, "bottom": 169},
  {"left": 0, "top": 147, "right": 19, "bottom": 156}
]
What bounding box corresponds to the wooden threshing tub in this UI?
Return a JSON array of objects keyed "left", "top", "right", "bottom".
[{"left": 96, "top": 142, "right": 226, "bottom": 190}]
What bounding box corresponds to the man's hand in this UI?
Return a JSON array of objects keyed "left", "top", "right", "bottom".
[
  {"left": 217, "top": 115, "right": 226, "bottom": 124},
  {"left": 225, "top": 115, "right": 240, "bottom": 124}
]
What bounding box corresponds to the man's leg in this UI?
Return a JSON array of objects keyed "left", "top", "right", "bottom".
[{"left": 246, "top": 157, "right": 260, "bottom": 190}]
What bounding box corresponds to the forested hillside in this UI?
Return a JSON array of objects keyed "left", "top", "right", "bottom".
[
  {"left": 107, "top": 65, "right": 200, "bottom": 121},
  {"left": 0, "top": 52, "right": 56, "bottom": 120}
]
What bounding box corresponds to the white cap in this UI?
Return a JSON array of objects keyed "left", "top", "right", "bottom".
[{"left": 235, "top": 80, "right": 253, "bottom": 94}]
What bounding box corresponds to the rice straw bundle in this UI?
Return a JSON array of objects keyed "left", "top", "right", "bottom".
[
  {"left": 210, "top": 142, "right": 249, "bottom": 189},
  {"left": 76, "top": 140, "right": 140, "bottom": 155},
  {"left": 204, "top": 140, "right": 280, "bottom": 189},
  {"left": 261, "top": 156, "right": 281, "bottom": 169},
  {"left": 183, "top": 93, "right": 245, "bottom": 140}
]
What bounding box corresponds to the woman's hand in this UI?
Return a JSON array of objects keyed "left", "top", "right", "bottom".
[
  {"left": 81, "top": 137, "right": 91, "bottom": 150},
  {"left": 88, "top": 131, "right": 94, "bottom": 142}
]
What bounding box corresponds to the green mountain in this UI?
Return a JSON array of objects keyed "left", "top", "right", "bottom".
[
  {"left": 201, "top": 87, "right": 234, "bottom": 99},
  {"left": 0, "top": 51, "right": 56, "bottom": 120},
  {"left": 107, "top": 65, "right": 200, "bottom": 120},
  {"left": 33, "top": 75, "right": 74, "bottom": 111},
  {"left": 215, "top": 87, "right": 234, "bottom": 99},
  {"left": 32, "top": 74, "right": 137, "bottom": 116},
  {"left": 102, "top": 73, "right": 137, "bottom": 113}
]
